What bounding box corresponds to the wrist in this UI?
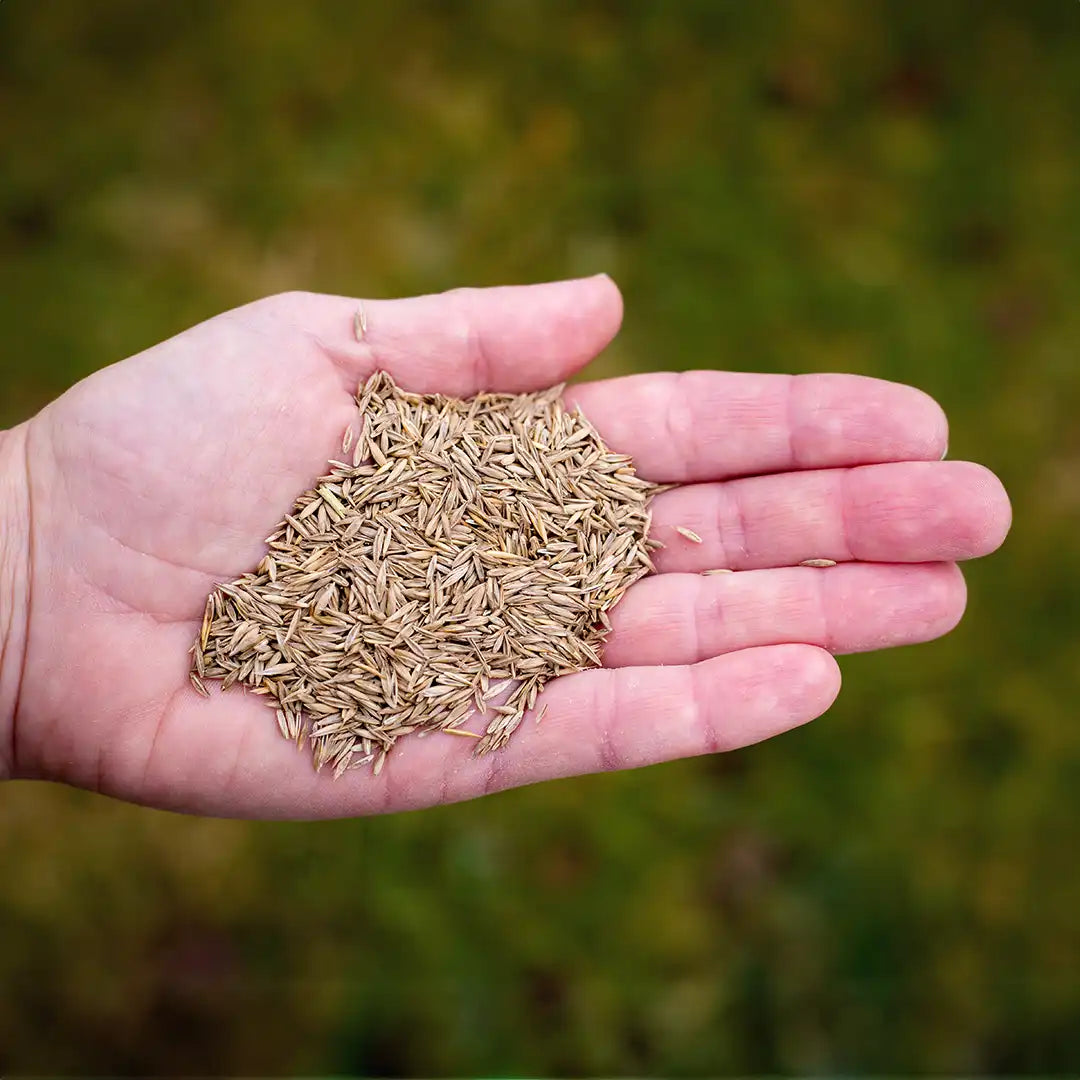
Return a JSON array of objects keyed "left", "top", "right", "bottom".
[{"left": 0, "top": 423, "right": 31, "bottom": 780}]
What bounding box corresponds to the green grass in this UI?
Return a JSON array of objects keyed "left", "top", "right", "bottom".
[{"left": 1, "top": 0, "right": 1078, "bottom": 1073}]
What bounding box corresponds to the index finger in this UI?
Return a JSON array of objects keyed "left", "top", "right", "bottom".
[{"left": 566, "top": 370, "right": 949, "bottom": 483}]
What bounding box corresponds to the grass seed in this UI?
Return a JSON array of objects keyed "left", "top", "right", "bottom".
[{"left": 192, "top": 371, "right": 657, "bottom": 774}]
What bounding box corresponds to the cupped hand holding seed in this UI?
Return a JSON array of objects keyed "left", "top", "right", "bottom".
[{"left": 0, "top": 276, "right": 1011, "bottom": 818}]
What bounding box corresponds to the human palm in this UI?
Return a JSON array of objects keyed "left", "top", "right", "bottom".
[{"left": 4, "top": 277, "right": 1010, "bottom": 817}]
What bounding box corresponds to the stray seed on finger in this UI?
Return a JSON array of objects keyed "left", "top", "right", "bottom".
[
  {"left": 675, "top": 526, "right": 703, "bottom": 543},
  {"left": 800, "top": 558, "right": 837, "bottom": 568}
]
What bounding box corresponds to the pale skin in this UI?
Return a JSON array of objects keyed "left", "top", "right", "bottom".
[{"left": 0, "top": 276, "right": 1012, "bottom": 819}]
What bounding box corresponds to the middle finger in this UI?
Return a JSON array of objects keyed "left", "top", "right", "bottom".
[{"left": 649, "top": 460, "right": 1010, "bottom": 573}]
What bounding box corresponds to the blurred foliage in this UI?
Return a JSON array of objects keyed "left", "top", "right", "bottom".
[{"left": 1, "top": 0, "right": 1079, "bottom": 1074}]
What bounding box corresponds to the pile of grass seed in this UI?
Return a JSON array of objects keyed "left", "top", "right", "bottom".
[{"left": 190, "top": 371, "right": 657, "bottom": 777}]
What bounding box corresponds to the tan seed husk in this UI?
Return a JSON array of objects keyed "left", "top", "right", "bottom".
[{"left": 192, "top": 371, "right": 657, "bottom": 774}]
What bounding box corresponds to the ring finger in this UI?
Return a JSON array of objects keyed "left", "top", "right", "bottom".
[{"left": 603, "top": 562, "right": 966, "bottom": 668}]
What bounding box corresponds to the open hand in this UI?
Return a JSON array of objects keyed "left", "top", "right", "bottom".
[{"left": 0, "top": 276, "right": 1011, "bottom": 817}]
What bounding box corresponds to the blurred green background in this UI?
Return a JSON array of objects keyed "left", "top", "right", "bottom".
[{"left": 1, "top": 0, "right": 1078, "bottom": 1074}]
